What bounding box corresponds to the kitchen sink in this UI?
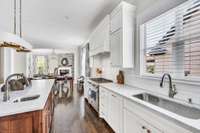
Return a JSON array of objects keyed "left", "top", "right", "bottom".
[
  {"left": 133, "top": 93, "right": 200, "bottom": 119},
  {"left": 13, "top": 94, "right": 40, "bottom": 103}
]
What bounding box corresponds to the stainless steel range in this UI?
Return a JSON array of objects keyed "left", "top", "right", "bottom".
[{"left": 87, "top": 78, "right": 112, "bottom": 112}]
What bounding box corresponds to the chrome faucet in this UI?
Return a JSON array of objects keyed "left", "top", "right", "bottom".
[
  {"left": 160, "top": 73, "right": 177, "bottom": 98},
  {"left": 3, "top": 73, "right": 30, "bottom": 102}
]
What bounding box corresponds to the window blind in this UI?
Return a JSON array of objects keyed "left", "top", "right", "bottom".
[{"left": 143, "top": 0, "right": 200, "bottom": 78}]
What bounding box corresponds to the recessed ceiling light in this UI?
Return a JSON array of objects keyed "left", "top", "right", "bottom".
[{"left": 65, "top": 16, "right": 69, "bottom": 20}]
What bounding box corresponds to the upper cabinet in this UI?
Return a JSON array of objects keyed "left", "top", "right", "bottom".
[
  {"left": 110, "top": 2, "right": 135, "bottom": 68},
  {"left": 89, "top": 15, "right": 110, "bottom": 56}
]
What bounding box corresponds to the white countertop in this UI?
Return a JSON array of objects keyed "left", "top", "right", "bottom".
[
  {"left": 0, "top": 79, "right": 55, "bottom": 117},
  {"left": 100, "top": 83, "right": 200, "bottom": 132}
]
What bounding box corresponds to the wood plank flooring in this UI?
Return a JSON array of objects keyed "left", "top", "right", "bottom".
[{"left": 51, "top": 87, "right": 114, "bottom": 133}]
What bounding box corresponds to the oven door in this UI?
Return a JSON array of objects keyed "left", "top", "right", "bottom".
[{"left": 88, "top": 83, "right": 99, "bottom": 112}]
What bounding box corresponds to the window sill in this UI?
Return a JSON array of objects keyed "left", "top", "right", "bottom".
[{"left": 139, "top": 74, "right": 200, "bottom": 86}]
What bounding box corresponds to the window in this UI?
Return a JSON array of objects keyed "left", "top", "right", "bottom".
[
  {"left": 140, "top": 0, "right": 200, "bottom": 80},
  {"left": 35, "top": 56, "right": 48, "bottom": 75}
]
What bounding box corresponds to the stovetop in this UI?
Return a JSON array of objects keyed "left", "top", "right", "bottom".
[{"left": 89, "top": 78, "right": 113, "bottom": 84}]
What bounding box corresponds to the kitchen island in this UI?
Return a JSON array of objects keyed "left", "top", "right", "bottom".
[{"left": 0, "top": 79, "right": 55, "bottom": 133}]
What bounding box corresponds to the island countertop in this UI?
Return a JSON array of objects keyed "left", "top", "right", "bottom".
[{"left": 0, "top": 79, "right": 55, "bottom": 117}]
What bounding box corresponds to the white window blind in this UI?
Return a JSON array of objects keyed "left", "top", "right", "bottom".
[{"left": 142, "top": 0, "right": 200, "bottom": 79}]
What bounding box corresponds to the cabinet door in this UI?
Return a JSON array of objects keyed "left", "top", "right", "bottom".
[
  {"left": 10, "top": 115, "right": 33, "bottom": 133},
  {"left": 0, "top": 120, "right": 9, "bottom": 133},
  {"left": 124, "top": 109, "right": 163, "bottom": 133},
  {"left": 110, "top": 29, "right": 122, "bottom": 67},
  {"left": 124, "top": 109, "right": 142, "bottom": 133},
  {"left": 108, "top": 92, "right": 123, "bottom": 133},
  {"left": 110, "top": 9, "right": 122, "bottom": 33},
  {"left": 99, "top": 87, "right": 109, "bottom": 120}
]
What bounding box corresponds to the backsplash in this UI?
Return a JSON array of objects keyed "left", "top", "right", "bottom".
[
  {"left": 91, "top": 53, "right": 200, "bottom": 105},
  {"left": 124, "top": 70, "right": 200, "bottom": 105},
  {"left": 90, "top": 53, "right": 119, "bottom": 82}
]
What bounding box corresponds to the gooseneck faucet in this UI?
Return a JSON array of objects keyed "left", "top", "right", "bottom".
[
  {"left": 160, "top": 73, "right": 177, "bottom": 98},
  {"left": 3, "top": 73, "right": 29, "bottom": 102}
]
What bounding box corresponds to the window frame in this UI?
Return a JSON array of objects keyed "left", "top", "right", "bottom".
[{"left": 139, "top": 3, "right": 200, "bottom": 83}]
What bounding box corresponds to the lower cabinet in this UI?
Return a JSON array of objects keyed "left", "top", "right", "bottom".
[
  {"left": 124, "top": 108, "right": 163, "bottom": 133},
  {"left": 100, "top": 86, "right": 194, "bottom": 133},
  {"left": 42, "top": 92, "right": 53, "bottom": 133},
  {"left": 99, "top": 87, "right": 123, "bottom": 133},
  {"left": 0, "top": 92, "right": 54, "bottom": 133},
  {"left": 99, "top": 87, "right": 109, "bottom": 120},
  {"left": 124, "top": 98, "right": 193, "bottom": 133},
  {"left": 108, "top": 91, "right": 123, "bottom": 133}
]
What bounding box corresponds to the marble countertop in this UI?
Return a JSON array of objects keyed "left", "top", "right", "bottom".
[
  {"left": 0, "top": 79, "right": 55, "bottom": 117},
  {"left": 100, "top": 83, "right": 200, "bottom": 132}
]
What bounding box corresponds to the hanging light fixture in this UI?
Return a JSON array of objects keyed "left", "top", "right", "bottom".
[{"left": 0, "top": 0, "right": 32, "bottom": 52}]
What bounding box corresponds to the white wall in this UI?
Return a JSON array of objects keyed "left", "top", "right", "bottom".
[
  {"left": 3, "top": 48, "right": 12, "bottom": 79},
  {"left": 12, "top": 50, "right": 27, "bottom": 74},
  {"left": 0, "top": 48, "right": 29, "bottom": 85},
  {"left": 32, "top": 48, "right": 80, "bottom": 83},
  {"left": 0, "top": 48, "right": 4, "bottom": 83},
  {"left": 90, "top": 53, "right": 120, "bottom": 82}
]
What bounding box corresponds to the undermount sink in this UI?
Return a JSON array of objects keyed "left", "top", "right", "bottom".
[
  {"left": 133, "top": 93, "right": 200, "bottom": 119},
  {"left": 13, "top": 94, "right": 40, "bottom": 103}
]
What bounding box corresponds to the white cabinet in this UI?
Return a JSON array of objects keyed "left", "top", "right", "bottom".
[
  {"left": 124, "top": 109, "right": 142, "bottom": 133},
  {"left": 99, "top": 87, "right": 123, "bottom": 133},
  {"left": 124, "top": 109, "right": 162, "bottom": 133},
  {"left": 100, "top": 85, "right": 194, "bottom": 133},
  {"left": 108, "top": 91, "right": 123, "bottom": 133},
  {"left": 110, "top": 29, "right": 122, "bottom": 66},
  {"left": 99, "top": 87, "right": 109, "bottom": 121},
  {"left": 124, "top": 98, "right": 193, "bottom": 133},
  {"left": 84, "top": 80, "right": 89, "bottom": 99},
  {"left": 110, "top": 1, "right": 135, "bottom": 68},
  {"left": 89, "top": 15, "right": 110, "bottom": 56},
  {"left": 110, "top": 9, "right": 122, "bottom": 33}
]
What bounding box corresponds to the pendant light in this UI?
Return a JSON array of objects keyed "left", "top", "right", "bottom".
[{"left": 0, "top": 0, "right": 32, "bottom": 52}]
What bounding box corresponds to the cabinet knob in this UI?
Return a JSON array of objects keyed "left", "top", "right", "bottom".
[
  {"left": 111, "top": 94, "right": 116, "bottom": 97},
  {"left": 147, "top": 129, "right": 151, "bottom": 133}
]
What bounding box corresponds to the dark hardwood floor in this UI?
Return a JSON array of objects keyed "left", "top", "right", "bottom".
[{"left": 51, "top": 86, "right": 114, "bottom": 133}]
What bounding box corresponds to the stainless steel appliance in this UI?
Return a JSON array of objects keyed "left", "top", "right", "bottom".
[{"left": 87, "top": 78, "right": 112, "bottom": 112}]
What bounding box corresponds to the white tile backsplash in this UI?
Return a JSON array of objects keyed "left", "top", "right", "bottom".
[
  {"left": 124, "top": 70, "right": 200, "bottom": 105},
  {"left": 90, "top": 53, "right": 119, "bottom": 82},
  {"left": 91, "top": 54, "right": 200, "bottom": 105}
]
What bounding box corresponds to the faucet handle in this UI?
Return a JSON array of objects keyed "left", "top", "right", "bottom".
[
  {"left": 173, "top": 84, "right": 178, "bottom": 94},
  {"left": 160, "top": 82, "right": 163, "bottom": 87}
]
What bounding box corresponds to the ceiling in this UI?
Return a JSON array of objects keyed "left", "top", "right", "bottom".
[{"left": 0, "top": 0, "right": 161, "bottom": 49}]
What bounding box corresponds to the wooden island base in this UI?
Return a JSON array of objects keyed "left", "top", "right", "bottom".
[{"left": 0, "top": 92, "right": 53, "bottom": 133}]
